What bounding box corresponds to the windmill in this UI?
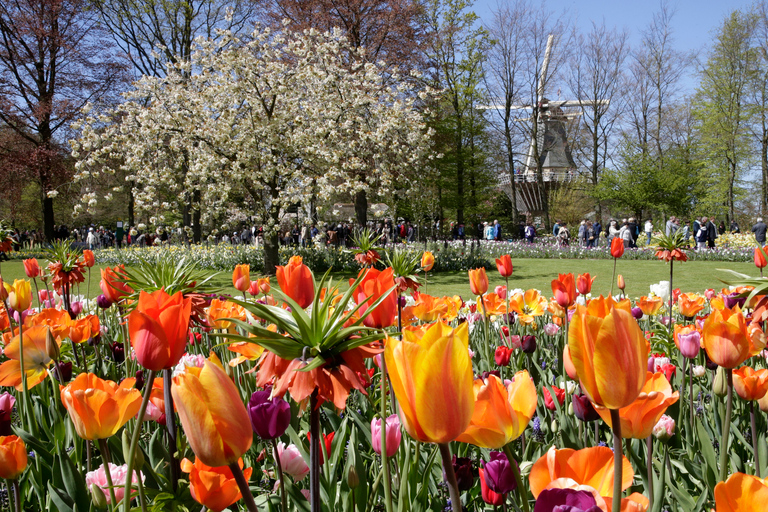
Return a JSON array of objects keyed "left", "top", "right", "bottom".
[{"left": 483, "top": 35, "right": 609, "bottom": 217}]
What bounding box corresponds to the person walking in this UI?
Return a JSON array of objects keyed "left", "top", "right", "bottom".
[
  {"left": 696, "top": 217, "right": 709, "bottom": 250},
  {"left": 644, "top": 218, "right": 653, "bottom": 245},
  {"left": 619, "top": 221, "right": 632, "bottom": 248},
  {"left": 593, "top": 220, "right": 602, "bottom": 247},
  {"left": 752, "top": 217, "right": 767, "bottom": 244},
  {"left": 707, "top": 217, "right": 717, "bottom": 249}
]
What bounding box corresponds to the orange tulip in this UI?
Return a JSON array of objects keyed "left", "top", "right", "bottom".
[
  {"left": 0, "top": 436, "right": 27, "bottom": 480},
  {"left": 352, "top": 267, "right": 397, "bottom": 328},
  {"left": 702, "top": 305, "right": 764, "bottom": 369},
  {"left": 256, "top": 277, "right": 270, "bottom": 295},
  {"left": 406, "top": 294, "right": 449, "bottom": 323},
  {"left": 563, "top": 345, "right": 578, "bottom": 380},
  {"left": 617, "top": 274, "right": 625, "bottom": 292},
  {"left": 576, "top": 273, "right": 595, "bottom": 296},
  {"left": 82, "top": 249, "right": 95, "bottom": 268},
  {"left": 529, "top": 446, "right": 634, "bottom": 500},
  {"left": 385, "top": 322, "right": 474, "bottom": 444},
  {"left": 172, "top": 356, "right": 253, "bottom": 467},
  {"left": 227, "top": 342, "right": 265, "bottom": 366},
  {"left": 456, "top": 372, "right": 536, "bottom": 448},
  {"left": 232, "top": 264, "right": 251, "bottom": 293},
  {"left": 100, "top": 265, "right": 132, "bottom": 303},
  {"left": 0, "top": 325, "right": 59, "bottom": 390},
  {"left": 508, "top": 289, "right": 548, "bottom": 325},
  {"left": 714, "top": 472, "right": 768, "bottom": 511},
  {"left": 181, "top": 457, "right": 253, "bottom": 512},
  {"left": 678, "top": 293, "right": 705, "bottom": 318},
  {"left": 495, "top": 254, "right": 513, "bottom": 278},
  {"left": 478, "top": 293, "right": 508, "bottom": 317},
  {"left": 421, "top": 251, "right": 435, "bottom": 272},
  {"left": 622, "top": 493, "right": 650, "bottom": 512},
  {"left": 568, "top": 296, "right": 647, "bottom": 409},
  {"left": 207, "top": 299, "right": 246, "bottom": 331},
  {"left": 551, "top": 273, "right": 577, "bottom": 308},
  {"left": 5, "top": 279, "right": 31, "bottom": 312},
  {"left": 636, "top": 296, "right": 664, "bottom": 317},
  {"left": 61, "top": 373, "right": 142, "bottom": 440},
  {"left": 595, "top": 372, "right": 679, "bottom": 439},
  {"left": 68, "top": 315, "right": 100, "bottom": 344},
  {"left": 276, "top": 256, "right": 314, "bottom": 309},
  {"left": 23, "top": 258, "right": 40, "bottom": 279},
  {"left": 732, "top": 366, "right": 768, "bottom": 401},
  {"left": 129, "top": 289, "right": 192, "bottom": 371},
  {"left": 610, "top": 237, "right": 624, "bottom": 258},
  {"left": 26, "top": 308, "right": 71, "bottom": 340},
  {"left": 468, "top": 268, "right": 489, "bottom": 296}
]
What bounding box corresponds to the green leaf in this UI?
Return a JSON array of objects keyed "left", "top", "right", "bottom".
[{"left": 696, "top": 420, "right": 718, "bottom": 493}]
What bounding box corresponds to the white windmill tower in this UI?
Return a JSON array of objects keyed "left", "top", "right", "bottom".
[{"left": 484, "top": 35, "right": 609, "bottom": 215}]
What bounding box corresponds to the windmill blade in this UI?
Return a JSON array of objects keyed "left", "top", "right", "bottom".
[
  {"left": 478, "top": 104, "right": 533, "bottom": 110},
  {"left": 543, "top": 99, "right": 610, "bottom": 108}
]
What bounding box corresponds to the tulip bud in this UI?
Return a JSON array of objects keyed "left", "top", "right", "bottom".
[
  {"left": 90, "top": 483, "right": 108, "bottom": 509},
  {"left": 652, "top": 414, "right": 675, "bottom": 442},
  {"left": 96, "top": 294, "right": 113, "bottom": 309},
  {"left": 572, "top": 394, "right": 600, "bottom": 422},
  {"left": 551, "top": 420, "right": 558, "bottom": 432},
  {"left": 45, "top": 327, "right": 60, "bottom": 362},
  {"left": 483, "top": 452, "right": 517, "bottom": 494},
  {"left": 122, "top": 430, "right": 145, "bottom": 469},
  {"left": 567, "top": 403, "right": 573, "bottom": 415},
  {"left": 451, "top": 455, "right": 475, "bottom": 491},
  {"left": 70, "top": 301, "right": 83, "bottom": 318},
  {"left": 617, "top": 274, "right": 625, "bottom": 291},
  {"left": 347, "top": 466, "right": 360, "bottom": 489},
  {"left": 521, "top": 335, "right": 537, "bottom": 354},
  {"left": 693, "top": 365, "right": 706, "bottom": 378},
  {"left": 713, "top": 367, "right": 728, "bottom": 397},
  {"left": 494, "top": 346, "right": 512, "bottom": 367},
  {"left": 53, "top": 362, "right": 72, "bottom": 383},
  {"left": 134, "top": 370, "right": 145, "bottom": 391},
  {"left": 631, "top": 307, "right": 643, "bottom": 319}
]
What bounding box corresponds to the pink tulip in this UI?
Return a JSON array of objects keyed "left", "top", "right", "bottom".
[
  {"left": 677, "top": 330, "right": 701, "bottom": 359},
  {"left": 495, "top": 285, "right": 507, "bottom": 300},
  {"left": 371, "top": 414, "right": 402, "bottom": 458},
  {"left": 85, "top": 463, "right": 144, "bottom": 504},
  {"left": 38, "top": 290, "right": 49, "bottom": 302},
  {"left": 277, "top": 442, "right": 309, "bottom": 481},
  {"left": 652, "top": 414, "right": 675, "bottom": 442},
  {"left": 543, "top": 323, "right": 560, "bottom": 337}
]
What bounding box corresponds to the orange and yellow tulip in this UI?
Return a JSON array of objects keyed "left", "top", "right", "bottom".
[
  {"left": 256, "top": 277, "right": 270, "bottom": 295},
  {"left": 0, "top": 325, "right": 59, "bottom": 390},
  {"left": 732, "top": 366, "right": 768, "bottom": 402},
  {"left": 714, "top": 472, "right": 768, "bottom": 511},
  {"left": 276, "top": 256, "right": 314, "bottom": 309},
  {"left": 26, "top": 308, "right": 71, "bottom": 339},
  {"left": 181, "top": 457, "right": 253, "bottom": 512},
  {"left": 100, "top": 265, "right": 132, "bottom": 303},
  {"left": 456, "top": 372, "right": 536, "bottom": 448},
  {"left": 702, "top": 305, "right": 764, "bottom": 369},
  {"left": 636, "top": 296, "right": 664, "bottom": 316},
  {"left": 406, "top": 294, "right": 449, "bottom": 323},
  {"left": 495, "top": 254, "right": 513, "bottom": 278},
  {"left": 509, "top": 289, "right": 549, "bottom": 325},
  {"left": 421, "top": 251, "right": 435, "bottom": 272},
  {"left": 551, "top": 273, "right": 577, "bottom": 308},
  {"left": 385, "top": 322, "right": 474, "bottom": 444},
  {"left": 172, "top": 356, "right": 253, "bottom": 467},
  {"left": 468, "top": 268, "right": 489, "bottom": 296},
  {"left": 529, "top": 446, "right": 634, "bottom": 500},
  {"left": 595, "top": 372, "right": 679, "bottom": 439},
  {"left": 129, "top": 289, "right": 192, "bottom": 371},
  {"left": 207, "top": 299, "right": 245, "bottom": 331},
  {"left": 232, "top": 264, "right": 251, "bottom": 293},
  {"left": 61, "top": 373, "right": 142, "bottom": 440},
  {"left": 4, "top": 279, "right": 31, "bottom": 312},
  {"left": 677, "top": 293, "right": 705, "bottom": 318},
  {"left": 617, "top": 274, "right": 625, "bottom": 292},
  {"left": 576, "top": 273, "right": 595, "bottom": 296},
  {"left": 352, "top": 267, "right": 397, "bottom": 329},
  {"left": 478, "top": 293, "right": 508, "bottom": 317},
  {"left": 0, "top": 436, "right": 27, "bottom": 480},
  {"left": 568, "top": 296, "right": 647, "bottom": 409}
]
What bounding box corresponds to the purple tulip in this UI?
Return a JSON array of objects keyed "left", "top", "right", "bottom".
[
  {"left": 723, "top": 292, "right": 746, "bottom": 309},
  {"left": 572, "top": 394, "right": 600, "bottom": 422},
  {"left": 631, "top": 307, "right": 643, "bottom": 319},
  {"left": 109, "top": 342, "right": 125, "bottom": 363},
  {"left": 483, "top": 451, "right": 517, "bottom": 494},
  {"left": 53, "top": 362, "right": 73, "bottom": 383},
  {"left": 676, "top": 330, "right": 701, "bottom": 359},
  {"left": 248, "top": 390, "right": 291, "bottom": 440},
  {"left": 521, "top": 335, "right": 537, "bottom": 354},
  {"left": 398, "top": 296, "right": 407, "bottom": 308},
  {"left": 451, "top": 455, "right": 475, "bottom": 491},
  {"left": 533, "top": 488, "right": 601, "bottom": 512},
  {"left": 70, "top": 301, "right": 83, "bottom": 317},
  {"left": 96, "top": 294, "right": 113, "bottom": 309},
  {"left": 371, "top": 414, "right": 402, "bottom": 458},
  {"left": 647, "top": 356, "right": 656, "bottom": 373},
  {"left": 0, "top": 393, "right": 16, "bottom": 436}
]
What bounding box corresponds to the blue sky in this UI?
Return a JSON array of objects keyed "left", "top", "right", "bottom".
[{"left": 473, "top": 0, "right": 756, "bottom": 92}]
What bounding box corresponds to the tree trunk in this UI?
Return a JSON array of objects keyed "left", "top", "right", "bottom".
[
  {"left": 263, "top": 231, "right": 280, "bottom": 275},
  {"left": 354, "top": 188, "right": 367, "bottom": 227},
  {"left": 128, "top": 183, "right": 135, "bottom": 226},
  {"left": 42, "top": 195, "right": 55, "bottom": 242},
  {"left": 192, "top": 189, "right": 202, "bottom": 243},
  {"left": 763, "top": 133, "right": 768, "bottom": 217}
]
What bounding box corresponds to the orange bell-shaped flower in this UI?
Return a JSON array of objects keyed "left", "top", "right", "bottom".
[
  {"left": 276, "top": 256, "right": 314, "bottom": 309},
  {"left": 636, "top": 296, "right": 664, "bottom": 316},
  {"left": 385, "top": 322, "right": 474, "bottom": 444},
  {"left": 100, "top": 265, "right": 132, "bottom": 303},
  {"left": 172, "top": 356, "right": 253, "bottom": 467},
  {"left": 61, "top": 373, "right": 142, "bottom": 440},
  {"left": 456, "top": 372, "right": 536, "bottom": 449},
  {"left": 568, "top": 296, "right": 647, "bottom": 409},
  {"left": 128, "top": 289, "right": 192, "bottom": 372},
  {"left": 421, "top": 251, "right": 435, "bottom": 272},
  {"left": 677, "top": 293, "right": 705, "bottom": 318}
]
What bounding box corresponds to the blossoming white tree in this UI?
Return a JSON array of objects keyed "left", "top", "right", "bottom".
[{"left": 71, "top": 26, "right": 435, "bottom": 271}]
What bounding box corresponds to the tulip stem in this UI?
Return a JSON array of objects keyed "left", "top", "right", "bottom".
[
  {"left": 610, "top": 258, "right": 617, "bottom": 297},
  {"left": 271, "top": 439, "right": 288, "bottom": 512},
  {"left": 646, "top": 436, "right": 653, "bottom": 511},
  {"left": 502, "top": 444, "right": 529, "bottom": 512},
  {"left": 752, "top": 401, "right": 761, "bottom": 478},
  {"left": 123, "top": 370, "right": 156, "bottom": 512},
  {"left": 309, "top": 391, "right": 320, "bottom": 512},
  {"left": 610, "top": 409, "right": 623, "bottom": 512},
  {"left": 11, "top": 479, "right": 20, "bottom": 512},
  {"left": 163, "top": 369, "right": 179, "bottom": 491},
  {"left": 719, "top": 368, "right": 733, "bottom": 483},
  {"left": 16, "top": 320, "right": 34, "bottom": 435},
  {"left": 437, "top": 443, "right": 462, "bottom": 512},
  {"left": 668, "top": 260, "right": 674, "bottom": 333},
  {"left": 380, "top": 355, "right": 393, "bottom": 512},
  {"left": 689, "top": 361, "right": 695, "bottom": 437},
  {"left": 98, "top": 438, "right": 118, "bottom": 509},
  {"left": 226, "top": 461, "right": 258, "bottom": 512}
]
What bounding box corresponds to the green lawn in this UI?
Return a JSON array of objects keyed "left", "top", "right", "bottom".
[{"left": 1, "top": 257, "right": 757, "bottom": 300}]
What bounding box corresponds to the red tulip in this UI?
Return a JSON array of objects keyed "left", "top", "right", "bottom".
[
  {"left": 755, "top": 247, "right": 768, "bottom": 269},
  {"left": 23, "top": 259, "right": 40, "bottom": 279},
  {"left": 275, "top": 256, "right": 314, "bottom": 309},
  {"left": 495, "top": 255, "right": 513, "bottom": 278},
  {"left": 128, "top": 289, "right": 192, "bottom": 371},
  {"left": 576, "top": 273, "right": 595, "bottom": 296},
  {"left": 551, "top": 273, "right": 577, "bottom": 308},
  {"left": 352, "top": 267, "right": 397, "bottom": 328},
  {"left": 494, "top": 346, "right": 512, "bottom": 366},
  {"left": 610, "top": 237, "right": 624, "bottom": 258},
  {"left": 82, "top": 250, "right": 95, "bottom": 268},
  {"left": 543, "top": 386, "right": 566, "bottom": 410}
]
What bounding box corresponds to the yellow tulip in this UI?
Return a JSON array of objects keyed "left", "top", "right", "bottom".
[
  {"left": 456, "top": 372, "right": 536, "bottom": 449},
  {"left": 385, "top": 322, "right": 474, "bottom": 444},
  {"left": 5, "top": 279, "right": 31, "bottom": 312}
]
